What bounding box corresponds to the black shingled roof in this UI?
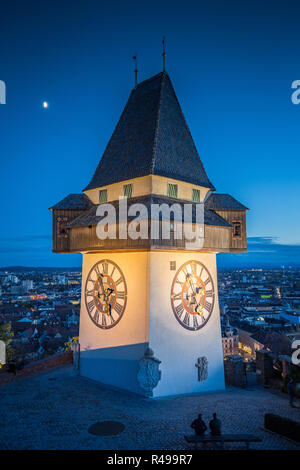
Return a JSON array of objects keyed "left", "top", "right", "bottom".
[
  {"left": 49, "top": 194, "right": 94, "bottom": 211},
  {"left": 205, "top": 193, "right": 249, "bottom": 211},
  {"left": 84, "top": 72, "right": 215, "bottom": 191},
  {"left": 67, "top": 195, "right": 231, "bottom": 228}
]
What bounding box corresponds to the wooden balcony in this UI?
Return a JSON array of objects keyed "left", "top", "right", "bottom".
[
  {"left": 50, "top": 194, "right": 247, "bottom": 254},
  {"left": 54, "top": 221, "right": 246, "bottom": 254}
]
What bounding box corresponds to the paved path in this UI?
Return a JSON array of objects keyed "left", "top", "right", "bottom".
[{"left": 0, "top": 365, "right": 299, "bottom": 450}]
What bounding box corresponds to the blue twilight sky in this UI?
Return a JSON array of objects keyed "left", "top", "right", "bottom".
[{"left": 0, "top": 0, "right": 300, "bottom": 268}]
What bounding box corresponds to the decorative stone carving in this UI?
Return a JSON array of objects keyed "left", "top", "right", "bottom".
[
  {"left": 195, "top": 356, "right": 208, "bottom": 382},
  {"left": 137, "top": 347, "right": 161, "bottom": 397}
]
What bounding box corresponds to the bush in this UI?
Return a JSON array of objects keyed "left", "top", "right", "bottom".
[{"left": 264, "top": 413, "right": 300, "bottom": 442}]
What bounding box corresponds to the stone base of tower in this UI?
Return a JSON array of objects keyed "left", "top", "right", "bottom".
[
  {"left": 80, "top": 342, "right": 148, "bottom": 395},
  {"left": 79, "top": 251, "right": 225, "bottom": 397}
]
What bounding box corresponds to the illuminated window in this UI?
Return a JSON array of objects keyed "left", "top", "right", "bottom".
[
  {"left": 123, "top": 183, "right": 133, "bottom": 198},
  {"left": 170, "top": 222, "right": 175, "bottom": 242},
  {"left": 99, "top": 189, "right": 107, "bottom": 203},
  {"left": 192, "top": 189, "right": 200, "bottom": 202},
  {"left": 168, "top": 183, "right": 178, "bottom": 198},
  {"left": 232, "top": 221, "right": 242, "bottom": 239}
]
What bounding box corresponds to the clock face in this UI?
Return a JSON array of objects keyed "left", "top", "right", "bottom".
[
  {"left": 171, "top": 260, "right": 215, "bottom": 331},
  {"left": 85, "top": 259, "right": 127, "bottom": 329}
]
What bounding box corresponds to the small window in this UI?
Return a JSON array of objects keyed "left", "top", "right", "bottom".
[
  {"left": 57, "top": 216, "right": 68, "bottom": 238},
  {"left": 169, "top": 222, "right": 176, "bottom": 243},
  {"left": 170, "top": 261, "right": 176, "bottom": 271},
  {"left": 168, "top": 183, "right": 178, "bottom": 198},
  {"left": 123, "top": 183, "right": 133, "bottom": 198},
  {"left": 232, "top": 221, "right": 242, "bottom": 239},
  {"left": 99, "top": 189, "right": 107, "bottom": 203},
  {"left": 192, "top": 188, "right": 200, "bottom": 202}
]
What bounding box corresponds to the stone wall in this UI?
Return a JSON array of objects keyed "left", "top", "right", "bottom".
[
  {"left": 224, "top": 354, "right": 247, "bottom": 387},
  {"left": 256, "top": 350, "right": 300, "bottom": 396},
  {"left": 0, "top": 352, "right": 73, "bottom": 387},
  {"left": 256, "top": 350, "right": 274, "bottom": 387}
]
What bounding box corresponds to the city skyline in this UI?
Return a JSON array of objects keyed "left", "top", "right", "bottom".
[{"left": 1, "top": 0, "right": 300, "bottom": 267}]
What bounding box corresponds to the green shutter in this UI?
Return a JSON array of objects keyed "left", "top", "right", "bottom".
[
  {"left": 123, "top": 184, "right": 133, "bottom": 198},
  {"left": 192, "top": 189, "right": 200, "bottom": 202},
  {"left": 168, "top": 184, "right": 178, "bottom": 198},
  {"left": 99, "top": 189, "right": 107, "bottom": 203}
]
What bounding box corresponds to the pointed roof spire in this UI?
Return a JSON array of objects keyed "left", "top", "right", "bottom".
[
  {"left": 133, "top": 55, "right": 138, "bottom": 87},
  {"left": 162, "top": 37, "right": 166, "bottom": 72},
  {"left": 84, "top": 72, "right": 215, "bottom": 191}
]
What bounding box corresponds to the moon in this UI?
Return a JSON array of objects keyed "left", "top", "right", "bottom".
[{"left": 42, "top": 101, "right": 49, "bottom": 109}]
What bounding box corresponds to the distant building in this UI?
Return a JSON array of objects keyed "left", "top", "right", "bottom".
[
  {"left": 221, "top": 316, "right": 239, "bottom": 358},
  {"left": 238, "top": 328, "right": 264, "bottom": 359},
  {"left": 15, "top": 317, "right": 33, "bottom": 332},
  {"left": 10, "top": 285, "right": 24, "bottom": 295},
  {"left": 57, "top": 275, "right": 67, "bottom": 285},
  {"left": 22, "top": 280, "right": 34, "bottom": 291},
  {"left": 65, "top": 309, "right": 79, "bottom": 326},
  {"left": 280, "top": 310, "right": 300, "bottom": 325},
  {"left": 4, "top": 274, "right": 19, "bottom": 284},
  {"left": 238, "top": 328, "right": 292, "bottom": 359}
]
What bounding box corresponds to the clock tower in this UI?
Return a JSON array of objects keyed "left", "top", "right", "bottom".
[{"left": 50, "top": 71, "right": 248, "bottom": 397}]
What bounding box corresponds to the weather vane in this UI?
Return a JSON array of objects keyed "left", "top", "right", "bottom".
[
  {"left": 162, "top": 37, "right": 166, "bottom": 72},
  {"left": 133, "top": 55, "right": 138, "bottom": 87}
]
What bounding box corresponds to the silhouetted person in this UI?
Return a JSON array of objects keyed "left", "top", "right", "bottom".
[
  {"left": 288, "top": 378, "right": 295, "bottom": 408},
  {"left": 209, "top": 413, "right": 222, "bottom": 436},
  {"left": 191, "top": 414, "right": 207, "bottom": 436}
]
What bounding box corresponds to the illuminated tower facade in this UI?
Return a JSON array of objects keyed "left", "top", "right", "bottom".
[{"left": 50, "top": 72, "right": 248, "bottom": 397}]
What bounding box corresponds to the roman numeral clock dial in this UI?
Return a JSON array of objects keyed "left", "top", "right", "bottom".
[
  {"left": 85, "top": 260, "right": 127, "bottom": 329},
  {"left": 171, "top": 261, "right": 215, "bottom": 331}
]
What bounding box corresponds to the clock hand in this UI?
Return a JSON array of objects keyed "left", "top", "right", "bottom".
[
  {"left": 104, "top": 302, "right": 112, "bottom": 316},
  {"left": 186, "top": 274, "right": 197, "bottom": 296},
  {"left": 103, "top": 288, "right": 114, "bottom": 316},
  {"left": 94, "top": 270, "right": 105, "bottom": 295},
  {"left": 186, "top": 276, "right": 199, "bottom": 308},
  {"left": 98, "top": 273, "right": 105, "bottom": 294},
  {"left": 195, "top": 303, "right": 204, "bottom": 316},
  {"left": 197, "top": 287, "right": 204, "bottom": 297}
]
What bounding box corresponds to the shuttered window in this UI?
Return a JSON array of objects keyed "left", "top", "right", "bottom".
[
  {"left": 123, "top": 183, "right": 133, "bottom": 198},
  {"left": 170, "top": 261, "right": 176, "bottom": 271},
  {"left": 232, "top": 221, "right": 242, "bottom": 239},
  {"left": 168, "top": 183, "right": 178, "bottom": 198},
  {"left": 192, "top": 189, "right": 200, "bottom": 202},
  {"left": 99, "top": 189, "right": 108, "bottom": 203},
  {"left": 57, "top": 216, "right": 68, "bottom": 238}
]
